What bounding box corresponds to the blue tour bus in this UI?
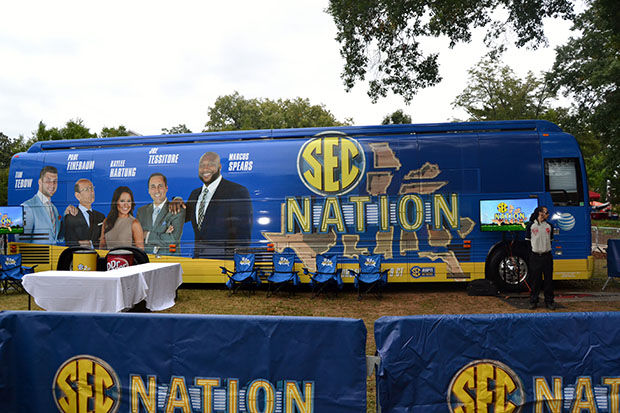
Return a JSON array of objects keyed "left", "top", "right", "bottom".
[{"left": 7, "top": 120, "right": 593, "bottom": 290}]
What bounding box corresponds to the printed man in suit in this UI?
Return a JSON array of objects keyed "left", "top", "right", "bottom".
[
  {"left": 172, "top": 152, "right": 252, "bottom": 258},
  {"left": 19, "top": 166, "right": 64, "bottom": 244},
  {"left": 136, "top": 173, "right": 184, "bottom": 255},
  {"left": 64, "top": 178, "right": 105, "bottom": 248}
]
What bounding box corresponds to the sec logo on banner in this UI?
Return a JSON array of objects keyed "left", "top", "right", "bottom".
[
  {"left": 53, "top": 355, "right": 121, "bottom": 413},
  {"left": 447, "top": 359, "right": 525, "bottom": 413},
  {"left": 297, "top": 132, "right": 365, "bottom": 196}
]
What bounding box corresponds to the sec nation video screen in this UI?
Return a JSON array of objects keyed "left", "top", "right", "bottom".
[
  {"left": 480, "top": 198, "right": 539, "bottom": 232},
  {"left": 0, "top": 206, "right": 24, "bottom": 234}
]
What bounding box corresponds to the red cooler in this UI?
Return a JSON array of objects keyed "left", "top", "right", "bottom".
[{"left": 106, "top": 250, "right": 134, "bottom": 271}]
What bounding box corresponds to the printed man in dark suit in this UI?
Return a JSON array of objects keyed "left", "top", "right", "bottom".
[
  {"left": 173, "top": 152, "right": 252, "bottom": 258},
  {"left": 64, "top": 178, "right": 105, "bottom": 248},
  {"left": 136, "top": 173, "right": 184, "bottom": 255}
]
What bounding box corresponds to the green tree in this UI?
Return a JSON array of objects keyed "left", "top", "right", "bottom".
[
  {"left": 452, "top": 58, "right": 556, "bottom": 121},
  {"left": 100, "top": 125, "right": 130, "bottom": 137},
  {"left": 326, "top": 0, "right": 574, "bottom": 102},
  {"left": 382, "top": 109, "right": 412, "bottom": 125},
  {"left": 31, "top": 119, "right": 97, "bottom": 143},
  {"left": 0, "top": 169, "right": 8, "bottom": 206},
  {"left": 549, "top": 0, "right": 619, "bottom": 201},
  {"left": 162, "top": 124, "right": 193, "bottom": 134},
  {"left": 0, "top": 132, "right": 30, "bottom": 205},
  {"left": 0, "top": 132, "right": 27, "bottom": 169},
  {"left": 31, "top": 121, "right": 62, "bottom": 142},
  {"left": 204, "top": 92, "right": 350, "bottom": 131},
  {"left": 62, "top": 119, "right": 97, "bottom": 140}
]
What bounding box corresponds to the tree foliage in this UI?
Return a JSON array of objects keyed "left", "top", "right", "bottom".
[
  {"left": 204, "top": 92, "right": 350, "bottom": 131},
  {"left": 452, "top": 58, "right": 557, "bottom": 121},
  {"left": 162, "top": 124, "right": 193, "bottom": 134},
  {"left": 100, "top": 125, "right": 131, "bottom": 137},
  {"left": 549, "top": 0, "right": 619, "bottom": 201},
  {"left": 31, "top": 120, "right": 134, "bottom": 140},
  {"left": 0, "top": 132, "right": 30, "bottom": 205},
  {"left": 327, "top": 0, "right": 574, "bottom": 102},
  {"left": 32, "top": 119, "right": 97, "bottom": 142},
  {"left": 0, "top": 132, "right": 28, "bottom": 170},
  {"left": 0, "top": 120, "right": 135, "bottom": 204},
  {"left": 381, "top": 109, "right": 412, "bottom": 125}
]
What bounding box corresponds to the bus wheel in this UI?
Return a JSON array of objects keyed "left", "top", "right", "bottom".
[{"left": 488, "top": 246, "right": 530, "bottom": 292}]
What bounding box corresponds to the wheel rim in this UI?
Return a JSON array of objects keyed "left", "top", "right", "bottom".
[{"left": 498, "top": 256, "right": 528, "bottom": 285}]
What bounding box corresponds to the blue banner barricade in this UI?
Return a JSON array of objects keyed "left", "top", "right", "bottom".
[
  {"left": 375, "top": 312, "right": 620, "bottom": 412},
  {"left": 0, "top": 311, "right": 367, "bottom": 412},
  {"left": 605, "top": 239, "right": 620, "bottom": 289}
]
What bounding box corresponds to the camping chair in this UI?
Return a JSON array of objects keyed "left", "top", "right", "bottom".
[
  {"left": 266, "top": 253, "right": 300, "bottom": 297},
  {"left": 604, "top": 239, "right": 620, "bottom": 290},
  {"left": 303, "top": 254, "right": 343, "bottom": 298},
  {"left": 220, "top": 253, "right": 261, "bottom": 296},
  {"left": 0, "top": 254, "right": 37, "bottom": 293},
  {"left": 348, "top": 254, "right": 388, "bottom": 300}
]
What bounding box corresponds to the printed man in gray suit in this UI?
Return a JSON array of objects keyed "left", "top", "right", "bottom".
[
  {"left": 19, "top": 166, "right": 63, "bottom": 244},
  {"left": 136, "top": 173, "right": 185, "bottom": 255}
]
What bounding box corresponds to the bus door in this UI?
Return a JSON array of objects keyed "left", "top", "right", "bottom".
[{"left": 544, "top": 157, "right": 591, "bottom": 273}]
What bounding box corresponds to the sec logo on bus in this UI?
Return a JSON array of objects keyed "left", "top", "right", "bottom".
[
  {"left": 447, "top": 359, "right": 525, "bottom": 413},
  {"left": 297, "top": 132, "right": 366, "bottom": 196},
  {"left": 53, "top": 355, "right": 121, "bottom": 413}
]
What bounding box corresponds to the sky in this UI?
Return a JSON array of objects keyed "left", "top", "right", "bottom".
[{"left": 0, "top": 0, "right": 577, "bottom": 139}]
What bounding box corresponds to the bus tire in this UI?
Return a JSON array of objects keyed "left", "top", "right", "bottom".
[{"left": 487, "top": 244, "right": 531, "bottom": 292}]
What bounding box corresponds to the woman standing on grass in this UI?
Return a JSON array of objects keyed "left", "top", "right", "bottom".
[{"left": 99, "top": 186, "right": 144, "bottom": 250}]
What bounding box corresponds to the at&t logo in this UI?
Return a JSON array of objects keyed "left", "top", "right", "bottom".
[
  {"left": 448, "top": 359, "right": 525, "bottom": 412},
  {"left": 53, "top": 355, "right": 120, "bottom": 413},
  {"left": 297, "top": 132, "right": 365, "bottom": 196}
]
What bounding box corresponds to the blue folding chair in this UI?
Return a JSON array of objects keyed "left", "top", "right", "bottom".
[
  {"left": 348, "top": 254, "right": 388, "bottom": 300},
  {"left": 0, "top": 254, "right": 37, "bottom": 293},
  {"left": 220, "top": 253, "right": 261, "bottom": 296},
  {"left": 266, "top": 253, "right": 300, "bottom": 297},
  {"left": 303, "top": 254, "right": 343, "bottom": 297},
  {"left": 604, "top": 239, "right": 620, "bottom": 290}
]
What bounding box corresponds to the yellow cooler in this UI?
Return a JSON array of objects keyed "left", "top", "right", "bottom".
[{"left": 73, "top": 250, "right": 98, "bottom": 271}]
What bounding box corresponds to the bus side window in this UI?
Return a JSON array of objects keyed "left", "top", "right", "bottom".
[{"left": 544, "top": 158, "right": 584, "bottom": 206}]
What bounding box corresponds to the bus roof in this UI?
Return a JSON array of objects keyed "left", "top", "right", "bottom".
[{"left": 24, "top": 120, "right": 563, "bottom": 153}]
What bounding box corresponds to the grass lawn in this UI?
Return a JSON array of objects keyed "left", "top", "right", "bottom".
[
  {"left": 1, "top": 257, "right": 618, "bottom": 412},
  {"left": 592, "top": 219, "right": 620, "bottom": 228}
]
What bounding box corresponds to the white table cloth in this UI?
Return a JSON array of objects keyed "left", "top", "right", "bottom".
[{"left": 22, "top": 263, "right": 183, "bottom": 312}]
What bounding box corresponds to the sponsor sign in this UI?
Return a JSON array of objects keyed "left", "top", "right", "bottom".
[
  {"left": 297, "top": 132, "right": 366, "bottom": 196},
  {"left": 375, "top": 312, "right": 620, "bottom": 412},
  {"left": 0, "top": 311, "right": 367, "bottom": 412},
  {"left": 410, "top": 266, "right": 435, "bottom": 279}
]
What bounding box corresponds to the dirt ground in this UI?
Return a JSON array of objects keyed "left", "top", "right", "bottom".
[{"left": 4, "top": 257, "right": 617, "bottom": 354}]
